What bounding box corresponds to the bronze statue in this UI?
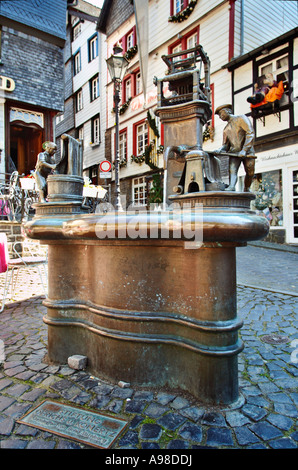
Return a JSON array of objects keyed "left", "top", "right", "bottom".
[
  {"left": 56, "top": 134, "right": 83, "bottom": 176},
  {"left": 34, "top": 141, "right": 57, "bottom": 202},
  {"left": 213, "top": 104, "right": 256, "bottom": 191}
]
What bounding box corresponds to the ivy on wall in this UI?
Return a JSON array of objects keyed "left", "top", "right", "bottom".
[
  {"left": 147, "top": 110, "right": 160, "bottom": 138},
  {"left": 148, "top": 173, "right": 163, "bottom": 204}
]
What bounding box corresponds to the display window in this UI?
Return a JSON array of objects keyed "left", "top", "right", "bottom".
[{"left": 240, "top": 169, "right": 283, "bottom": 226}]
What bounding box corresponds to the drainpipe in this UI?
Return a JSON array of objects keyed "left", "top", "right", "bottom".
[
  {"left": 240, "top": 0, "right": 244, "bottom": 55},
  {"left": 229, "top": 0, "right": 236, "bottom": 61}
]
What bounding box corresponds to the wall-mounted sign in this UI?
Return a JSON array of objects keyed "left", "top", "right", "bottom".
[
  {"left": 100, "top": 160, "right": 112, "bottom": 172},
  {"left": 0, "top": 76, "right": 15, "bottom": 92}
]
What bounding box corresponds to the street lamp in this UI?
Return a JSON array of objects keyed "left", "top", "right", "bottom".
[{"left": 106, "top": 44, "right": 129, "bottom": 211}]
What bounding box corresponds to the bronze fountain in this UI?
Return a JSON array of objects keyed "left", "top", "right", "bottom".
[{"left": 25, "top": 46, "right": 269, "bottom": 406}]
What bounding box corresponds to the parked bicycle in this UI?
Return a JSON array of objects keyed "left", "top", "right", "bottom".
[{"left": 0, "top": 171, "right": 39, "bottom": 222}]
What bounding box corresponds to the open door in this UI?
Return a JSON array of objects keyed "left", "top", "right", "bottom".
[{"left": 10, "top": 124, "right": 43, "bottom": 176}]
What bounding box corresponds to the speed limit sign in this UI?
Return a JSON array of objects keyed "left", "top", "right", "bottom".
[{"left": 100, "top": 160, "right": 112, "bottom": 178}]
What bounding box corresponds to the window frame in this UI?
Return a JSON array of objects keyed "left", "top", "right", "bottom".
[
  {"left": 132, "top": 176, "right": 147, "bottom": 206},
  {"left": 90, "top": 75, "right": 99, "bottom": 102},
  {"left": 133, "top": 120, "right": 149, "bottom": 157},
  {"left": 91, "top": 114, "right": 100, "bottom": 144},
  {"left": 168, "top": 26, "right": 200, "bottom": 56},
  {"left": 170, "top": 0, "right": 189, "bottom": 16},
  {"left": 121, "top": 26, "right": 137, "bottom": 53},
  {"left": 250, "top": 46, "right": 291, "bottom": 124},
  {"left": 119, "top": 128, "right": 127, "bottom": 162},
  {"left": 76, "top": 89, "right": 83, "bottom": 112},
  {"left": 72, "top": 21, "right": 81, "bottom": 41},
  {"left": 124, "top": 76, "right": 132, "bottom": 101},
  {"left": 73, "top": 49, "right": 81, "bottom": 75},
  {"left": 78, "top": 126, "right": 84, "bottom": 142},
  {"left": 88, "top": 33, "right": 98, "bottom": 63},
  {"left": 135, "top": 70, "right": 142, "bottom": 96},
  {"left": 122, "top": 69, "right": 142, "bottom": 103}
]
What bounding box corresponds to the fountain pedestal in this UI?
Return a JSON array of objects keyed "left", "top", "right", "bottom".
[{"left": 25, "top": 191, "right": 269, "bottom": 406}]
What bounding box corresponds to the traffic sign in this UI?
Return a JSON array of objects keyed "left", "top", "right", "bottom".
[
  {"left": 100, "top": 160, "right": 112, "bottom": 172},
  {"left": 100, "top": 172, "right": 111, "bottom": 178}
]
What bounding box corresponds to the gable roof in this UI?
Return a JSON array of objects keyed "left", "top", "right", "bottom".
[{"left": 97, "top": 0, "right": 134, "bottom": 35}]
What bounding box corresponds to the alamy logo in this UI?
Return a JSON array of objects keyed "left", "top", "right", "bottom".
[
  {"left": 290, "top": 339, "right": 298, "bottom": 364},
  {"left": 95, "top": 203, "right": 204, "bottom": 250},
  {"left": 0, "top": 339, "right": 5, "bottom": 363}
]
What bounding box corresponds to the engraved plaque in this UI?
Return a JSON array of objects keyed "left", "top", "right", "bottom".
[{"left": 17, "top": 400, "right": 128, "bottom": 448}]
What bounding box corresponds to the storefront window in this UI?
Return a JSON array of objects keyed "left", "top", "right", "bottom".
[{"left": 240, "top": 169, "right": 283, "bottom": 226}]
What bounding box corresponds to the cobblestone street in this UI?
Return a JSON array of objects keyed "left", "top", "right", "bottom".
[{"left": 0, "top": 244, "right": 297, "bottom": 452}]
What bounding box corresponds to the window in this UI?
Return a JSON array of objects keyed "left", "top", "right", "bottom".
[
  {"left": 127, "top": 31, "right": 134, "bottom": 50},
  {"left": 172, "top": 43, "right": 183, "bottom": 63},
  {"left": 187, "top": 32, "right": 198, "bottom": 49},
  {"left": 90, "top": 166, "right": 98, "bottom": 184},
  {"left": 78, "top": 126, "right": 84, "bottom": 141},
  {"left": 119, "top": 130, "right": 127, "bottom": 162},
  {"left": 125, "top": 77, "right": 132, "bottom": 101},
  {"left": 122, "top": 27, "right": 136, "bottom": 52},
  {"left": 187, "top": 31, "right": 198, "bottom": 58},
  {"left": 168, "top": 26, "right": 200, "bottom": 56},
  {"left": 240, "top": 170, "right": 283, "bottom": 227},
  {"left": 170, "top": 0, "right": 190, "bottom": 15},
  {"left": 175, "top": 0, "right": 184, "bottom": 14},
  {"left": 135, "top": 71, "right": 142, "bottom": 95},
  {"left": 136, "top": 122, "right": 148, "bottom": 156},
  {"left": 56, "top": 113, "right": 64, "bottom": 124},
  {"left": 74, "top": 50, "right": 81, "bottom": 75},
  {"left": 88, "top": 34, "right": 98, "bottom": 62},
  {"left": 257, "top": 53, "right": 289, "bottom": 103},
  {"left": 132, "top": 177, "right": 147, "bottom": 206},
  {"left": 90, "top": 75, "right": 99, "bottom": 101},
  {"left": 76, "top": 90, "right": 83, "bottom": 112},
  {"left": 91, "top": 115, "right": 100, "bottom": 144},
  {"left": 72, "top": 22, "right": 81, "bottom": 41},
  {"left": 122, "top": 70, "right": 142, "bottom": 103}
]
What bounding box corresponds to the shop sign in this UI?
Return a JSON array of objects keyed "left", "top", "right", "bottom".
[
  {"left": 259, "top": 146, "right": 298, "bottom": 164},
  {"left": 0, "top": 75, "right": 15, "bottom": 92}
]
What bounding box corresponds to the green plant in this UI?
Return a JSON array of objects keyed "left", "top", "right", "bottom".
[{"left": 148, "top": 174, "right": 163, "bottom": 204}]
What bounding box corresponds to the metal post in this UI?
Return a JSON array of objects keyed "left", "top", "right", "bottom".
[{"left": 114, "top": 81, "right": 123, "bottom": 212}]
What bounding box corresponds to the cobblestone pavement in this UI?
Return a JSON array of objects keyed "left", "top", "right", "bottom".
[
  {"left": 237, "top": 243, "right": 298, "bottom": 295},
  {"left": 0, "top": 246, "right": 297, "bottom": 452}
]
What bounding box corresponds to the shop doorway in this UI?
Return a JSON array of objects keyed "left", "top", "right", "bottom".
[
  {"left": 288, "top": 167, "right": 298, "bottom": 244},
  {"left": 10, "top": 123, "right": 43, "bottom": 176}
]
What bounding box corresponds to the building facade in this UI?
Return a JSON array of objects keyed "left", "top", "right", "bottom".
[
  {"left": 55, "top": 0, "right": 106, "bottom": 185},
  {"left": 0, "top": 0, "right": 67, "bottom": 180},
  {"left": 227, "top": 27, "right": 298, "bottom": 244},
  {"left": 97, "top": 0, "right": 297, "bottom": 230}
]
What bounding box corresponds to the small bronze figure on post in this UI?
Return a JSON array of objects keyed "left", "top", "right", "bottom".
[
  {"left": 34, "top": 141, "right": 57, "bottom": 202},
  {"left": 55, "top": 134, "right": 83, "bottom": 176},
  {"left": 213, "top": 104, "right": 256, "bottom": 191}
]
